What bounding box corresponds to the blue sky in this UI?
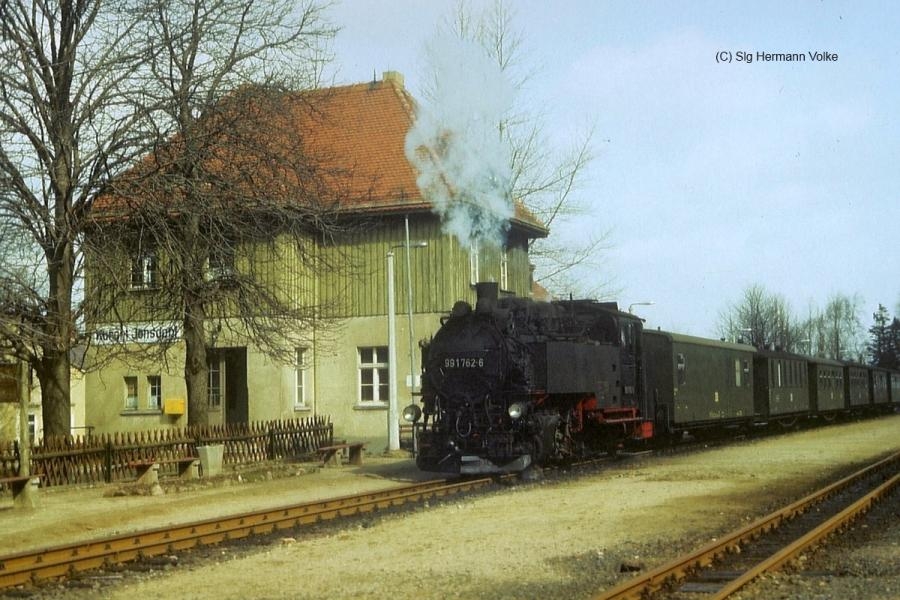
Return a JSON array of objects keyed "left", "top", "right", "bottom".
[{"left": 324, "top": 1, "right": 899, "bottom": 337}]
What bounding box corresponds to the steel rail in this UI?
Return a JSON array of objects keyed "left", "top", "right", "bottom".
[
  {"left": 709, "top": 469, "right": 900, "bottom": 599},
  {"left": 0, "top": 477, "right": 494, "bottom": 591},
  {"left": 594, "top": 450, "right": 900, "bottom": 600}
]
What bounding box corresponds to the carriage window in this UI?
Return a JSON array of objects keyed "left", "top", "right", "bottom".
[
  {"left": 676, "top": 353, "right": 686, "bottom": 386},
  {"left": 734, "top": 359, "right": 742, "bottom": 388},
  {"left": 776, "top": 362, "right": 783, "bottom": 387}
]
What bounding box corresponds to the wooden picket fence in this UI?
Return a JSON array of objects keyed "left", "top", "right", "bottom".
[{"left": 0, "top": 415, "right": 332, "bottom": 488}]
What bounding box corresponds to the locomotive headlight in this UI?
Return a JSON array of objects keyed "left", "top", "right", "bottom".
[
  {"left": 402, "top": 404, "right": 422, "bottom": 423},
  {"left": 508, "top": 402, "right": 525, "bottom": 420}
]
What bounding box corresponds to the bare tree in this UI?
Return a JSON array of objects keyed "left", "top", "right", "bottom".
[
  {"left": 819, "top": 293, "right": 864, "bottom": 361},
  {"left": 0, "top": 1, "right": 151, "bottom": 436},
  {"left": 716, "top": 284, "right": 803, "bottom": 351},
  {"left": 432, "top": 0, "right": 610, "bottom": 297},
  {"left": 88, "top": 0, "right": 341, "bottom": 425}
]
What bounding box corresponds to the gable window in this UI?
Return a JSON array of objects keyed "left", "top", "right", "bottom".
[
  {"left": 358, "top": 346, "right": 389, "bottom": 404},
  {"left": 131, "top": 251, "right": 158, "bottom": 289},
  {"left": 207, "top": 243, "right": 236, "bottom": 281},
  {"left": 147, "top": 375, "right": 162, "bottom": 410},
  {"left": 124, "top": 376, "right": 138, "bottom": 410},
  {"left": 295, "top": 348, "right": 308, "bottom": 409}
]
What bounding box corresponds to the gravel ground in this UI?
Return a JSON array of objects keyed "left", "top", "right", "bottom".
[{"left": 2, "top": 414, "right": 898, "bottom": 600}]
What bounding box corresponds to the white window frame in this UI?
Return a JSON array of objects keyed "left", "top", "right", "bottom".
[
  {"left": 206, "top": 243, "right": 237, "bottom": 281},
  {"left": 208, "top": 358, "right": 224, "bottom": 409},
  {"left": 294, "top": 348, "right": 308, "bottom": 409},
  {"left": 131, "top": 251, "right": 158, "bottom": 289},
  {"left": 358, "top": 346, "right": 389, "bottom": 405},
  {"left": 500, "top": 248, "right": 509, "bottom": 290},
  {"left": 147, "top": 375, "right": 162, "bottom": 410},
  {"left": 124, "top": 376, "right": 138, "bottom": 410}
]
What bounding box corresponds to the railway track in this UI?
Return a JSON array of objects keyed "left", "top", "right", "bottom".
[
  {"left": 0, "top": 476, "right": 496, "bottom": 593},
  {"left": 594, "top": 449, "right": 900, "bottom": 600}
]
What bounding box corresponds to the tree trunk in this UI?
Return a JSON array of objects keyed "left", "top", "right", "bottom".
[
  {"left": 38, "top": 241, "right": 75, "bottom": 437},
  {"left": 36, "top": 349, "right": 71, "bottom": 437},
  {"left": 184, "top": 297, "right": 210, "bottom": 426}
]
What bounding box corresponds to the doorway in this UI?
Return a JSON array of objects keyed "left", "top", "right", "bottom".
[{"left": 207, "top": 347, "right": 248, "bottom": 425}]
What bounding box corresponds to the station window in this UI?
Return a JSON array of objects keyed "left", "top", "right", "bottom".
[
  {"left": 207, "top": 242, "right": 237, "bottom": 281},
  {"left": 131, "top": 250, "right": 158, "bottom": 289},
  {"left": 124, "top": 376, "right": 138, "bottom": 410},
  {"left": 359, "top": 346, "right": 389, "bottom": 404},
  {"left": 147, "top": 375, "right": 162, "bottom": 410}
]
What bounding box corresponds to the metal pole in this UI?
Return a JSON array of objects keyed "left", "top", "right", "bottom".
[
  {"left": 404, "top": 217, "right": 416, "bottom": 395},
  {"left": 386, "top": 251, "right": 399, "bottom": 451}
]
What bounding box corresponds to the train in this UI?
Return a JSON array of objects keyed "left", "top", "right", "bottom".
[{"left": 402, "top": 283, "right": 899, "bottom": 474}]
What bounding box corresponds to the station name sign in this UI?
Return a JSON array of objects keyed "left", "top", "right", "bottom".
[{"left": 92, "top": 322, "right": 182, "bottom": 345}]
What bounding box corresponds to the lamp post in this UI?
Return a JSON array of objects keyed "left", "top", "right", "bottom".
[
  {"left": 386, "top": 237, "right": 428, "bottom": 452},
  {"left": 386, "top": 251, "right": 398, "bottom": 451},
  {"left": 627, "top": 301, "right": 655, "bottom": 314}
]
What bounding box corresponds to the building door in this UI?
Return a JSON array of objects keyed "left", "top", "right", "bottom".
[{"left": 208, "top": 347, "right": 248, "bottom": 425}]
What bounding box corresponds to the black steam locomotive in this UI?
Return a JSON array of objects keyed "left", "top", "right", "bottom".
[
  {"left": 408, "top": 283, "right": 651, "bottom": 474},
  {"left": 405, "top": 283, "right": 898, "bottom": 475}
]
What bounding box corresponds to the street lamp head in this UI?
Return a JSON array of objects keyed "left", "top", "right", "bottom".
[
  {"left": 392, "top": 241, "right": 428, "bottom": 250},
  {"left": 627, "top": 301, "right": 655, "bottom": 314}
]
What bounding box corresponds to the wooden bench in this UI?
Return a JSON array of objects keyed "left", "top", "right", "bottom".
[
  {"left": 0, "top": 474, "right": 41, "bottom": 507},
  {"left": 316, "top": 442, "right": 366, "bottom": 467},
  {"left": 128, "top": 456, "right": 200, "bottom": 485}
]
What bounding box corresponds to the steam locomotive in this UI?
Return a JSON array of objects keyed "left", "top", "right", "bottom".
[{"left": 404, "top": 283, "right": 898, "bottom": 474}]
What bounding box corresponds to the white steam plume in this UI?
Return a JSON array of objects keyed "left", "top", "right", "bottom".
[{"left": 405, "top": 35, "right": 515, "bottom": 249}]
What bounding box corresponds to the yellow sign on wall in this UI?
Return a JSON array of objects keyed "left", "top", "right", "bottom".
[{"left": 164, "top": 397, "right": 186, "bottom": 415}]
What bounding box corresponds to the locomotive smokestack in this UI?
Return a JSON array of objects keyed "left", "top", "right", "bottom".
[{"left": 475, "top": 282, "right": 499, "bottom": 314}]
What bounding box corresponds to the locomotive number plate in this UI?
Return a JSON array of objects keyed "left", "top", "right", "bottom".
[{"left": 443, "top": 356, "right": 485, "bottom": 369}]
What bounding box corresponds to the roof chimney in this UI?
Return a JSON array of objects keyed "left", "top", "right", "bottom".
[{"left": 382, "top": 71, "right": 404, "bottom": 88}]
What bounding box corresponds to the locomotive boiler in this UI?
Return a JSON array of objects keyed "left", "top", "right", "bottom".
[{"left": 407, "top": 283, "right": 651, "bottom": 474}]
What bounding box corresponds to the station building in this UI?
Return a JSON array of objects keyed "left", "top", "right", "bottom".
[{"left": 83, "top": 73, "right": 548, "bottom": 449}]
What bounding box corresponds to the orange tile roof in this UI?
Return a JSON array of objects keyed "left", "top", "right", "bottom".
[
  {"left": 96, "top": 73, "right": 548, "bottom": 237},
  {"left": 303, "top": 74, "right": 423, "bottom": 208},
  {"left": 299, "top": 74, "right": 546, "bottom": 236}
]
